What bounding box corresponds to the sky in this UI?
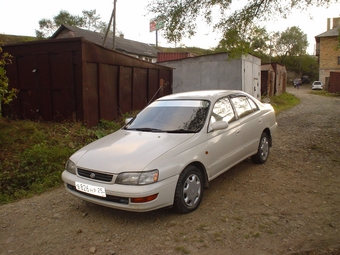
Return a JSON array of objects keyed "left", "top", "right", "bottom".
[{"left": 1, "top": 0, "right": 340, "bottom": 55}]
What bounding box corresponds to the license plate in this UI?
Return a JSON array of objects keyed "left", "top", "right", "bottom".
[{"left": 75, "top": 182, "right": 106, "bottom": 197}]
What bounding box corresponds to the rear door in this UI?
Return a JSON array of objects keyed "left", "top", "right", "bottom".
[{"left": 230, "top": 95, "right": 263, "bottom": 157}]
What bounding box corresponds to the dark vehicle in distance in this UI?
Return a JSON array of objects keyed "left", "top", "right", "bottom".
[{"left": 301, "top": 76, "right": 310, "bottom": 84}]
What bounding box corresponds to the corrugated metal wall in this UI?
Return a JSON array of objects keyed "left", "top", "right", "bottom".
[
  {"left": 157, "top": 52, "right": 195, "bottom": 62},
  {"left": 2, "top": 38, "right": 172, "bottom": 127}
]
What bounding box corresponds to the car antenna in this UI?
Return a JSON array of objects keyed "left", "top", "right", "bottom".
[{"left": 147, "top": 82, "right": 169, "bottom": 106}]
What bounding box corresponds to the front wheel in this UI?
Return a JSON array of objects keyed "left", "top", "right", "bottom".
[
  {"left": 251, "top": 132, "right": 270, "bottom": 164},
  {"left": 173, "top": 165, "right": 204, "bottom": 214}
]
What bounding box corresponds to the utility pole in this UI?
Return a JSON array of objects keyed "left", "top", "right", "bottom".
[
  {"left": 112, "top": 0, "right": 117, "bottom": 50},
  {"left": 155, "top": 29, "right": 158, "bottom": 48},
  {"left": 102, "top": 0, "right": 117, "bottom": 50}
]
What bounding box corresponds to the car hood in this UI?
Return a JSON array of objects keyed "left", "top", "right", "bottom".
[{"left": 71, "top": 130, "right": 195, "bottom": 173}]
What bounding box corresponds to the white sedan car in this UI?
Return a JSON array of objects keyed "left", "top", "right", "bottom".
[
  {"left": 312, "top": 81, "right": 324, "bottom": 90},
  {"left": 62, "top": 90, "right": 277, "bottom": 213}
]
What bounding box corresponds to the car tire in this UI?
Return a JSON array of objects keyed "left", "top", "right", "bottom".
[
  {"left": 173, "top": 165, "right": 204, "bottom": 214},
  {"left": 251, "top": 132, "right": 270, "bottom": 164}
]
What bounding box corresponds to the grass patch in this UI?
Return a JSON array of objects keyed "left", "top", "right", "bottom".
[
  {"left": 309, "top": 90, "right": 340, "bottom": 97},
  {"left": 263, "top": 92, "right": 300, "bottom": 115},
  {"left": 0, "top": 113, "right": 136, "bottom": 204}
]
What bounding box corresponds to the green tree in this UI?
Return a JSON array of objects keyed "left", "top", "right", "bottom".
[
  {"left": 35, "top": 9, "right": 107, "bottom": 38},
  {"left": 0, "top": 47, "right": 18, "bottom": 114},
  {"left": 216, "top": 23, "right": 271, "bottom": 58},
  {"left": 147, "top": 0, "right": 338, "bottom": 55},
  {"left": 274, "top": 26, "right": 308, "bottom": 64},
  {"left": 270, "top": 53, "right": 318, "bottom": 80}
]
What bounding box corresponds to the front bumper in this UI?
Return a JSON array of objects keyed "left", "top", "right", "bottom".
[{"left": 61, "top": 170, "right": 178, "bottom": 212}]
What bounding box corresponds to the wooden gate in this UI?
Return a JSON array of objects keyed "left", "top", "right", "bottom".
[{"left": 328, "top": 72, "right": 340, "bottom": 93}]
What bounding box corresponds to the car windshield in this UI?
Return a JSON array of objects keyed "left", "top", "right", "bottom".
[{"left": 125, "top": 100, "right": 210, "bottom": 133}]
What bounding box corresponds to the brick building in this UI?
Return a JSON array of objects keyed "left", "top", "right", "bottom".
[{"left": 315, "top": 17, "right": 340, "bottom": 86}]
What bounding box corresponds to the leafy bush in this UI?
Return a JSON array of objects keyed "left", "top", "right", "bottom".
[{"left": 0, "top": 114, "right": 136, "bottom": 204}]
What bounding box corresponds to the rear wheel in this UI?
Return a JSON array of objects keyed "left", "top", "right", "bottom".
[
  {"left": 251, "top": 132, "right": 270, "bottom": 164},
  {"left": 173, "top": 165, "right": 204, "bottom": 214}
]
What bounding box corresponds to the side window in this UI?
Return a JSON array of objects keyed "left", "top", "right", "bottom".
[
  {"left": 230, "top": 96, "right": 253, "bottom": 118},
  {"left": 248, "top": 98, "right": 259, "bottom": 112},
  {"left": 210, "top": 97, "right": 235, "bottom": 124}
]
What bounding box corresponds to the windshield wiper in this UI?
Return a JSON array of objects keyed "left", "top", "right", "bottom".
[
  {"left": 127, "top": 127, "right": 165, "bottom": 132},
  {"left": 166, "top": 129, "right": 196, "bottom": 133}
]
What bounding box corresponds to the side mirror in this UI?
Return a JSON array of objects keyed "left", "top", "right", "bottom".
[{"left": 209, "top": 121, "right": 228, "bottom": 132}]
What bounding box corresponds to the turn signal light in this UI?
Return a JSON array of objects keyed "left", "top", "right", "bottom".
[{"left": 130, "top": 194, "right": 158, "bottom": 203}]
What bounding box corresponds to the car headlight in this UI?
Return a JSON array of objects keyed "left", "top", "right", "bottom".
[
  {"left": 116, "top": 170, "right": 159, "bottom": 185},
  {"left": 65, "top": 159, "right": 77, "bottom": 174}
]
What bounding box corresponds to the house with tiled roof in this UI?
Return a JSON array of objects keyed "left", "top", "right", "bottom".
[
  {"left": 315, "top": 17, "right": 340, "bottom": 86},
  {"left": 51, "top": 24, "right": 159, "bottom": 63}
]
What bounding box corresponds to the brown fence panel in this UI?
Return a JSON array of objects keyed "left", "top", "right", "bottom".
[
  {"left": 147, "top": 69, "right": 160, "bottom": 103},
  {"left": 159, "top": 69, "right": 172, "bottom": 97},
  {"left": 3, "top": 47, "right": 79, "bottom": 121},
  {"left": 17, "top": 55, "right": 38, "bottom": 119},
  {"left": 83, "top": 62, "right": 99, "bottom": 127},
  {"left": 132, "top": 68, "right": 148, "bottom": 110},
  {"left": 119, "top": 66, "right": 133, "bottom": 114},
  {"left": 99, "top": 64, "right": 119, "bottom": 121},
  {"left": 19, "top": 90, "right": 39, "bottom": 119},
  {"left": 49, "top": 52, "right": 75, "bottom": 121}
]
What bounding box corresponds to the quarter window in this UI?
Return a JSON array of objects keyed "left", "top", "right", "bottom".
[{"left": 248, "top": 98, "right": 259, "bottom": 112}]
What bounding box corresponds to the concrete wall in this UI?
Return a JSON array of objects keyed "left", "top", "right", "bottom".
[{"left": 160, "top": 53, "right": 261, "bottom": 99}]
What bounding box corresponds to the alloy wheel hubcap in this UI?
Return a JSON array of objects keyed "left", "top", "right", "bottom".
[{"left": 183, "top": 174, "right": 201, "bottom": 207}]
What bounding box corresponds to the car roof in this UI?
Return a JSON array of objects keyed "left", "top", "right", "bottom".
[{"left": 157, "top": 90, "right": 247, "bottom": 101}]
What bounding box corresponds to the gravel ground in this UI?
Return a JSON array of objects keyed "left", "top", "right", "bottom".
[{"left": 1, "top": 85, "right": 340, "bottom": 255}]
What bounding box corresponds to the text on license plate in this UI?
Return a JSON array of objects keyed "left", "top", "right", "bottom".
[{"left": 75, "top": 182, "right": 106, "bottom": 197}]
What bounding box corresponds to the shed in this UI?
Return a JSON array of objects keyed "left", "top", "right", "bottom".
[
  {"left": 261, "top": 64, "right": 275, "bottom": 96},
  {"left": 270, "top": 63, "right": 287, "bottom": 95},
  {"left": 159, "top": 53, "right": 261, "bottom": 99},
  {"left": 2, "top": 37, "right": 172, "bottom": 127}
]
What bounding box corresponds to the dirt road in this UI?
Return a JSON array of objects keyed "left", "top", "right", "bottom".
[{"left": 1, "top": 85, "right": 340, "bottom": 255}]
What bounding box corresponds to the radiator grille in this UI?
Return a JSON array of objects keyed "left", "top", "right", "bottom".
[{"left": 77, "top": 168, "right": 113, "bottom": 182}]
